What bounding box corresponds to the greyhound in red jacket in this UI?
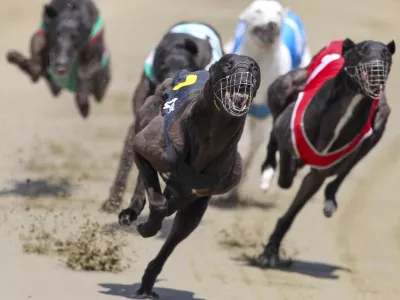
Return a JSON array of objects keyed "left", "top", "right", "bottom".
[{"left": 258, "top": 38, "right": 395, "bottom": 267}]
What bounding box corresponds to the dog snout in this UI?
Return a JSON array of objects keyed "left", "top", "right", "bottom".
[
  {"left": 267, "top": 22, "right": 278, "bottom": 31},
  {"left": 52, "top": 55, "right": 70, "bottom": 76}
]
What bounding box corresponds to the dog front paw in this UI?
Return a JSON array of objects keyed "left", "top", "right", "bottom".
[
  {"left": 6, "top": 51, "right": 24, "bottom": 64},
  {"left": 118, "top": 208, "right": 138, "bottom": 226}
]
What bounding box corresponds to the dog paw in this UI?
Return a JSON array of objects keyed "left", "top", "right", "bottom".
[
  {"left": 101, "top": 200, "right": 120, "bottom": 213},
  {"left": 118, "top": 208, "right": 138, "bottom": 226},
  {"left": 137, "top": 221, "right": 161, "bottom": 238},
  {"left": 257, "top": 244, "right": 280, "bottom": 268},
  {"left": 134, "top": 288, "right": 159, "bottom": 299},
  {"left": 260, "top": 167, "right": 275, "bottom": 192},
  {"left": 77, "top": 103, "right": 90, "bottom": 118},
  {"left": 323, "top": 199, "right": 337, "bottom": 218},
  {"left": 6, "top": 51, "right": 23, "bottom": 64}
]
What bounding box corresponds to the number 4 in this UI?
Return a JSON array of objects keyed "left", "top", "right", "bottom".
[{"left": 163, "top": 97, "right": 178, "bottom": 113}]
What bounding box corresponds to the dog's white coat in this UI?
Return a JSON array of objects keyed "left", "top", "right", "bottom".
[{"left": 217, "top": 0, "right": 311, "bottom": 199}]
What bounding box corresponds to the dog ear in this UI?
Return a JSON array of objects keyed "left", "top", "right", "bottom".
[
  {"left": 238, "top": 4, "right": 254, "bottom": 24},
  {"left": 342, "top": 38, "right": 356, "bottom": 53},
  {"left": 44, "top": 4, "right": 58, "bottom": 19},
  {"left": 387, "top": 40, "right": 396, "bottom": 55},
  {"left": 184, "top": 38, "right": 199, "bottom": 56}
]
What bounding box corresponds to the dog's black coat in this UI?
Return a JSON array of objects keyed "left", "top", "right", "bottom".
[
  {"left": 102, "top": 22, "right": 222, "bottom": 212},
  {"left": 117, "top": 54, "right": 260, "bottom": 298},
  {"left": 6, "top": 0, "right": 111, "bottom": 118},
  {"left": 258, "top": 38, "right": 395, "bottom": 268}
]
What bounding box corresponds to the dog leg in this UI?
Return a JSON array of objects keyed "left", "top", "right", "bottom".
[
  {"left": 260, "top": 129, "right": 278, "bottom": 191},
  {"left": 6, "top": 33, "right": 46, "bottom": 82},
  {"left": 102, "top": 123, "right": 136, "bottom": 212},
  {"left": 118, "top": 174, "right": 146, "bottom": 224},
  {"left": 133, "top": 152, "right": 168, "bottom": 238},
  {"left": 75, "top": 78, "right": 90, "bottom": 118},
  {"left": 92, "top": 60, "right": 111, "bottom": 103},
  {"left": 29, "top": 33, "right": 46, "bottom": 81},
  {"left": 323, "top": 173, "right": 346, "bottom": 218},
  {"left": 6, "top": 51, "right": 35, "bottom": 78},
  {"left": 324, "top": 126, "right": 386, "bottom": 218},
  {"left": 277, "top": 149, "right": 297, "bottom": 189},
  {"left": 42, "top": 72, "right": 62, "bottom": 96},
  {"left": 258, "top": 170, "right": 325, "bottom": 268},
  {"left": 136, "top": 196, "right": 210, "bottom": 299},
  {"left": 324, "top": 98, "right": 389, "bottom": 218}
]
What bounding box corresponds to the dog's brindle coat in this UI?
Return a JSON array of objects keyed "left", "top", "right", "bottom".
[
  {"left": 118, "top": 54, "right": 260, "bottom": 298},
  {"left": 258, "top": 39, "right": 395, "bottom": 267},
  {"left": 102, "top": 26, "right": 219, "bottom": 213},
  {"left": 6, "top": 0, "right": 110, "bottom": 118}
]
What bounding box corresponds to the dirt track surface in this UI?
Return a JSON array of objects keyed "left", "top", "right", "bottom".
[{"left": 1, "top": 0, "right": 400, "bottom": 299}]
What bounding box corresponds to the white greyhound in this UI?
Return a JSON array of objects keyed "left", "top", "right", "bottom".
[{"left": 219, "top": 0, "right": 312, "bottom": 200}]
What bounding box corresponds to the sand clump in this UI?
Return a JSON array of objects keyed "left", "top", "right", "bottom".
[{"left": 22, "top": 220, "right": 131, "bottom": 273}]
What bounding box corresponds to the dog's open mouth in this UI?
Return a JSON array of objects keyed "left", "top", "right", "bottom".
[
  {"left": 252, "top": 25, "right": 279, "bottom": 45},
  {"left": 214, "top": 71, "right": 257, "bottom": 117},
  {"left": 225, "top": 91, "right": 251, "bottom": 110},
  {"left": 55, "top": 66, "right": 68, "bottom": 76}
]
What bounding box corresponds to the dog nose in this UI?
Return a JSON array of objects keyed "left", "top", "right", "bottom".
[{"left": 267, "top": 22, "right": 278, "bottom": 31}]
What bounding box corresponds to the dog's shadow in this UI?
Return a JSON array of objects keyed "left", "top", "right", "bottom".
[
  {"left": 239, "top": 255, "right": 351, "bottom": 280},
  {"left": 0, "top": 178, "right": 72, "bottom": 198},
  {"left": 98, "top": 283, "right": 205, "bottom": 300}
]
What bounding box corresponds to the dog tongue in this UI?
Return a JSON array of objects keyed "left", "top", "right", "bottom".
[{"left": 234, "top": 93, "right": 247, "bottom": 105}]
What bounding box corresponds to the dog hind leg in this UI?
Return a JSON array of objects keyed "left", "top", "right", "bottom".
[
  {"left": 258, "top": 170, "right": 325, "bottom": 268},
  {"left": 102, "top": 123, "right": 136, "bottom": 212}
]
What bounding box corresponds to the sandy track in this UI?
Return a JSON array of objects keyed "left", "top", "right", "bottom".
[{"left": 0, "top": 0, "right": 399, "bottom": 299}]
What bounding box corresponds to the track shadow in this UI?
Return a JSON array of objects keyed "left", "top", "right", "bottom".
[
  {"left": 0, "top": 178, "right": 72, "bottom": 198},
  {"left": 98, "top": 283, "right": 205, "bottom": 300},
  {"left": 209, "top": 194, "right": 276, "bottom": 211},
  {"left": 239, "top": 255, "right": 351, "bottom": 280}
]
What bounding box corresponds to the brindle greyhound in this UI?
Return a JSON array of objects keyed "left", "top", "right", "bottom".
[
  {"left": 257, "top": 38, "right": 395, "bottom": 267},
  {"left": 101, "top": 22, "right": 224, "bottom": 213},
  {"left": 6, "top": 0, "right": 110, "bottom": 118},
  {"left": 117, "top": 54, "right": 260, "bottom": 298}
]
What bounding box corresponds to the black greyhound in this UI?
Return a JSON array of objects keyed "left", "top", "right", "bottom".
[
  {"left": 101, "top": 21, "right": 224, "bottom": 213},
  {"left": 118, "top": 54, "right": 260, "bottom": 298},
  {"left": 6, "top": 0, "right": 111, "bottom": 118},
  {"left": 257, "top": 38, "right": 395, "bottom": 267}
]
